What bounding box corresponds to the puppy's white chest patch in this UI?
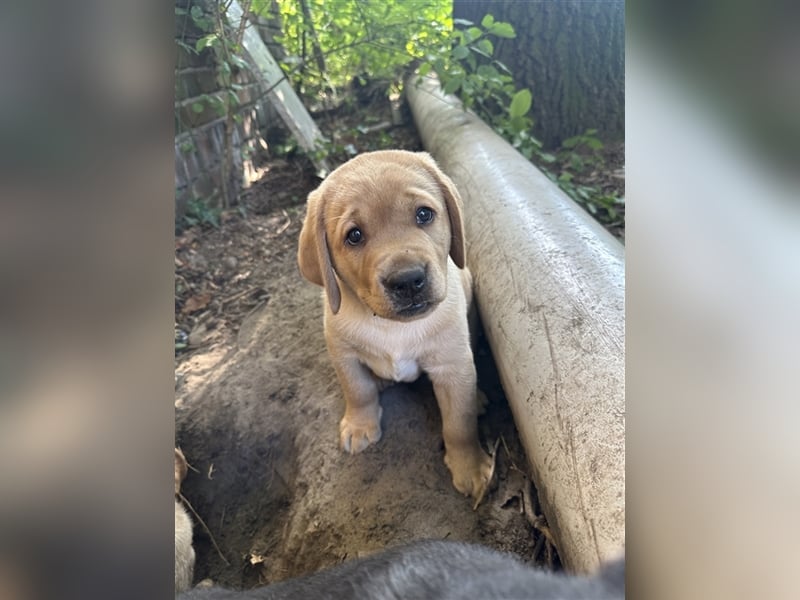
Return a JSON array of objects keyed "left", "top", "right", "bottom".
[
  {"left": 368, "top": 355, "right": 421, "bottom": 383},
  {"left": 390, "top": 357, "right": 421, "bottom": 382}
]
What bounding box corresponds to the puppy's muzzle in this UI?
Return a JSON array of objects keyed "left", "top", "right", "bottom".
[{"left": 382, "top": 265, "right": 432, "bottom": 317}]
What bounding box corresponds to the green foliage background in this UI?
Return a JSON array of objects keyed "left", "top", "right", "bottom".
[
  {"left": 176, "top": 0, "right": 623, "bottom": 234},
  {"left": 269, "top": 0, "right": 453, "bottom": 95}
]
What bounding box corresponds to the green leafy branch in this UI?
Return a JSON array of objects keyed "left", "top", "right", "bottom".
[
  {"left": 418, "top": 15, "right": 543, "bottom": 162},
  {"left": 420, "top": 15, "right": 622, "bottom": 231}
]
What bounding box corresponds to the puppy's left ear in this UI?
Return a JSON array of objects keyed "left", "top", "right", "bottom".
[{"left": 416, "top": 152, "right": 466, "bottom": 269}]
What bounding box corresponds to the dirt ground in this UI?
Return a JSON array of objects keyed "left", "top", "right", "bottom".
[
  {"left": 174, "top": 96, "right": 625, "bottom": 589},
  {"left": 174, "top": 203, "right": 558, "bottom": 589}
]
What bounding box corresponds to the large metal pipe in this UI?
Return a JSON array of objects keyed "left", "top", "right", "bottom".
[{"left": 407, "top": 76, "right": 625, "bottom": 573}]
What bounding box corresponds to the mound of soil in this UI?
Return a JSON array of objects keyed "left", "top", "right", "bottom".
[{"left": 175, "top": 212, "right": 558, "bottom": 588}]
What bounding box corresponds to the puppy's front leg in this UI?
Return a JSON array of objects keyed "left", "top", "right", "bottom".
[
  {"left": 331, "top": 352, "right": 383, "bottom": 454},
  {"left": 429, "top": 360, "right": 494, "bottom": 503}
]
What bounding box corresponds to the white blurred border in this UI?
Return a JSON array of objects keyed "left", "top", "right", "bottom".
[{"left": 627, "top": 34, "right": 800, "bottom": 599}]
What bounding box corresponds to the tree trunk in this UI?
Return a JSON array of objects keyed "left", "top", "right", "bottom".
[
  {"left": 454, "top": 0, "right": 624, "bottom": 149},
  {"left": 299, "top": 0, "right": 328, "bottom": 80}
]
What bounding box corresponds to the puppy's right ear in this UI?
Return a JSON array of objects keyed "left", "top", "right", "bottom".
[
  {"left": 297, "top": 188, "right": 342, "bottom": 313},
  {"left": 298, "top": 189, "right": 324, "bottom": 286}
]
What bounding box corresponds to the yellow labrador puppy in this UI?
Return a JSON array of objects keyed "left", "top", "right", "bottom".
[{"left": 297, "top": 150, "right": 493, "bottom": 503}]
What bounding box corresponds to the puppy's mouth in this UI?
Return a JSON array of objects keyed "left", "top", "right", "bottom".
[{"left": 395, "top": 300, "right": 432, "bottom": 318}]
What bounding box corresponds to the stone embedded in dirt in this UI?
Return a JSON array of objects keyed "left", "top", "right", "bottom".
[
  {"left": 188, "top": 323, "right": 209, "bottom": 348},
  {"left": 223, "top": 256, "right": 238, "bottom": 270},
  {"left": 188, "top": 252, "right": 209, "bottom": 271}
]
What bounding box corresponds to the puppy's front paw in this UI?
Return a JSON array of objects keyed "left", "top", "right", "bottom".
[
  {"left": 339, "top": 405, "right": 383, "bottom": 454},
  {"left": 444, "top": 446, "right": 496, "bottom": 508}
]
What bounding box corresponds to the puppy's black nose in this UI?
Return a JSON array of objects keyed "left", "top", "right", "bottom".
[{"left": 384, "top": 266, "right": 427, "bottom": 298}]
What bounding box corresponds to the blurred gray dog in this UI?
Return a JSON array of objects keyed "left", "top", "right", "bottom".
[{"left": 178, "top": 540, "right": 624, "bottom": 599}]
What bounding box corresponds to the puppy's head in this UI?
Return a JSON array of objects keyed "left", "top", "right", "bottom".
[{"left": 297, "top": 150, "right": 465, "bottom": 320}]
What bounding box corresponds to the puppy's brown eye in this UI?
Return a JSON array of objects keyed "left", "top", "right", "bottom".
[
  {"left": 416, "top": 207, "right": 434, "bottom": 225},
  {"left": 345, "top": 227, "right": 363, "bottom": 245}
]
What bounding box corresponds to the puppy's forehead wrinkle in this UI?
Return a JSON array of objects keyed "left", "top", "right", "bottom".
[
  {"left": 326, "top": 214, "right": 350, "bottom": 225},
  {"left": 325, "top": 185, "right": 441, "bottom": 219},
  {"left": 404, "top": 185, "right": 440, "bottom": 202}
]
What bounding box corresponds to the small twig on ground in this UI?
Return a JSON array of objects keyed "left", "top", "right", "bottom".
[
  {"left": 500, "top": 435, "right": 527, "bottom": 477},
  {"left": 530, "top": 515, "right": 555, "bottom": 547},
  {"left": 175, "top": 273, "right": 194, "bottom": 293},
  {"left": 179, "top": 492, "right": 230, "bottom": 566},
  {"left": 522, "top": 477, "right": 558, "bottom": 568},
  {"left": 521, "top": 477, "right": 537, "bottom": 525},
  {"left": 523, "top": 478, "right": 555, "bottom": 546},
  {"left": 523, "top": 477, "right": 540, "bottom": 515},
  {"left": 184, "top": 457, "right": 201, "bottom": 475},
  {"left": 358, "top": 121, "right": 393, "bottom": 134},
  {"left": 221, "top": 285, "right": 263, "bottom": 307},
  {"left": 268, "top": 209, "right": 291, "bottom": 237},
  {"left": 500, "top": 434, "right": 512, "bottom": 459},
  {"left": 241, "top": 298, "right": 269, "bottom": 323}
]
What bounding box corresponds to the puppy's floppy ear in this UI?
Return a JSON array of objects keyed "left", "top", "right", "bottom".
[
  {"left": 415, "top": 152, "right": 466, "bottom": 269},
  {"left": 298, "top": 189, "right": 324, "bottom": 286},
  {"left": 297, "top": 188, "right": 342, "bottom": 314}
]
